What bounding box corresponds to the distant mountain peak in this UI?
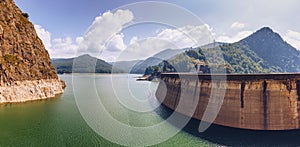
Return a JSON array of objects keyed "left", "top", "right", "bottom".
[
  {"left": 241, "top": 27, "right": 283, "bottom": 44},
  {"left": 258, "top": 27, "right": 274, "bottom": 32},
  {"left": 52, "top": 54, "right": 124, "bottom": 74},
  {"left": 78, "top": 54, "right": 93, "bottom": 58},
  {"left": 238, "top": 27, "right": 300, "bottom": 72},
  {"left": 76, "top": 54, "right": 99, "bottom": 61},
  {"left": 252, "top": 27, "right": 278, "bottom": 37}
]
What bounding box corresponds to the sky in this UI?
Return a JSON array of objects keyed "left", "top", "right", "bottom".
[{"left": 14, "top": 0, "right": 300, "bottom": 61}]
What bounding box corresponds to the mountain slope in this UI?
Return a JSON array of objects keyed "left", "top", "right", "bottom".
[
  {"left": 239, "top": 27, "right": 300, "bottom": 72},
  {"left": 52, "top": 54, "right": 123, "bottom": 74},
  {"left": 130, "top": 42, "right": 226, "bottom": 74},
  {"left": 112, "top": 60, "right": 143, "bottom": 73},
  {"left": 129, "top": 49, "right": 186, "bottom": 74},
  {"left": 145, "top": 27, "right": 300, "bottom": 75}
]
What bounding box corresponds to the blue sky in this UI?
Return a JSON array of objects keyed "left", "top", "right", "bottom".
[{"left": 15, "top": 0, "right": 300, "bottom": 61}]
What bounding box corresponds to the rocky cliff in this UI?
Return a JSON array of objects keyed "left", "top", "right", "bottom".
[{"left": 0, "top": 0, "right": 65, "bottom": 103}]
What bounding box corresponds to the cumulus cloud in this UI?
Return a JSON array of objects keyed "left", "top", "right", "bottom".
[
  {"left": 230, "top": 22, "right": 246, "bottom": 30},
  {"left": 34, "top": 9, "right": 134, "bottom": 59},
  {"left": 34, "top": 25, "right": 52, "bottom": 50},
  {"left": 117, "top": 38, "right": 178, "bottom": 61},
  {"left": 78, "top": 9, "right": 133, "bottom": 53},
  {"left": 34, "top": 24, "right": 77, "bottom": 58},
  {"left": 157, "top": 25, "right": 213, "bottom": 47},
  {"left": 50, "top": 37, "right": 78, "bottom": 58},
  {"left": 217, "top": 31, "right": 253, "bottom": 43},
  {"left": 104, "top": 34, "right": 126, "bottom": 52},
  {"left": 34, "top": 14, "right": 252, "bottom": 61},
  {"left": 116, "top": 24, "right": 214, "bottom": 61},
  {"left": 284, "top": 30, "right": 300, "bottom": 50},
  {"left": 129, "top": 36, "right": 138, "bottom": 45}
]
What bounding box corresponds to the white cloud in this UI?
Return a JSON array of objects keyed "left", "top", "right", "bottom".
[
  {"left": 129, "top": 36, "right": 138, "bottom": 45},
  {"left": 284, "top": 30, "right": 300, "bottom": 50},
  {"left": 78, "top": 9, "right": 133, "bottom": 53},
  {"left": 217, "top": 31, "right": 252, "bottom": 43},
  {"left": 104, "top": 34, "right": 126, "bottom": 52},
  {"left": 34, "top": 25, "right": 52, "bottom": 50},
  {"left": 116, "top": 25, "right": 214, "bottom": 61},
  {"left": 34, "top": 10, "right": 134, "bottom": 59},
  {"left": 157, "top": 25, "right": 213, "bottom": 47},
  {"left": 230, "top": 22, "right": 245, "bottom": 30},
  {"left": 118, "top": 38, "right": 177, "bottom": 61},
  {"left": 51, "top": 37, "right": 78, "bottom": 58},
  {"left": 34, "top": 24, "right": 77, "bottom": 58}
]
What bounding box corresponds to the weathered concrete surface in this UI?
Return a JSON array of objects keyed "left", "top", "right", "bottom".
[{"left": 156, "top": 73, "right": 300, "bottom": 130}]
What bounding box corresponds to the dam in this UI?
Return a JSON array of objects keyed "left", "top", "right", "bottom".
[{"left": 155, "top": 73, "right": 300, "bottom": 130}]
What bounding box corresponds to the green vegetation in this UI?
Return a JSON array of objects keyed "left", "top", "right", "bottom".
[
  {"left": 144, "top": 27, "right": 300, "bottom": 75},
  {"left": 0, "top": 54, "right": 23, "bottom": 65},
  {"left": 239, "top": 27, "right": 300, "bottom": 72},
  {"left": 130, "top": 49, "right": 186, "bottom": 74},
  {"left": 145, "top": 45, "right": 280, "bottom": 75},
  {"left": 22, "top": 12, "right": 29, "bottom": 19},
  {"left": 52, "top": 54, "right": 124, "bottom": 74}
]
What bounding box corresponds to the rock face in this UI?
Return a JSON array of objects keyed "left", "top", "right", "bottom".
[
  {"left": 0, "top": 0, "right": 65, "bottom": 103},
  {"left": 156, "top": 73, "right": 300, "bottom": 130}
]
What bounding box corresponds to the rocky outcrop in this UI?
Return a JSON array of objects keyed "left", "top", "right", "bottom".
[
  {"left": 0, "top": 0, "right": 65, "bottom": 103},
  {"left": 0, "top": 79, "right": 66, "bottom": 103}
]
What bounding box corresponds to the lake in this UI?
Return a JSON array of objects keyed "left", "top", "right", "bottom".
[
  {"left": 2, "top": 74, "right": 300, "bottom": 146},
  {"left": 0, "top": 74, "right": 213, "bottom": 146}
]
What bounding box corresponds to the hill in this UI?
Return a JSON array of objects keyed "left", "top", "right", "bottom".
[
  {"left": 52, "top": 54, "right": 123, "bottom": 74},
  {"left": 239, "top": 27, "right": 300, "bottom": 72},
  {"left": 129, "top": 49, "right": 186, "bottom": 74},
  {"left": 145, "top": 27, "right": 300, "bottom": 75},
  {"left": 112, "top": 60, "right": 143, "bottom": 73}
]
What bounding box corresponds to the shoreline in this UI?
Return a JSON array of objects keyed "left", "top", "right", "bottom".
[
  {"left": 0, "top": 79, "right": 66, "bottom": 104},
  {"left": 0, "top": 93, "right": 63, "bottom": 105}
]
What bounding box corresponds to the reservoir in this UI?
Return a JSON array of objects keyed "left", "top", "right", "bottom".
[
  {"left": 0, "top": 74, "right": 211, "bottom": 146},
  {"left": 1, "top": 74, "right": 300, "bottom": 146}
]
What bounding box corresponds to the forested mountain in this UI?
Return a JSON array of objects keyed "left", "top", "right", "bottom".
[
  {"left": 112, "top": 60, "right": 143, "bottom": 73},
  {"left": 145, "top": 27, "right": 300, "bottom": 75},
  {"left": 129, "top": 49, "right": 187, "bottom": 74},
  {"left": 130, "top": 43, "right": 225, "bottom": 74},
  {"left": 52, "top": 54, "right": 123, "bottom": 74},
  {"left": 239, "top": 27, "right": 300, "bottom": 72},
  {"left": 52, "top": 27, "right": 300, "bottom": 75}
]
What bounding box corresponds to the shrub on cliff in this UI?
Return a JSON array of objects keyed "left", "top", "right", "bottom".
[{"left": 22, "top": 12, "right": 29, "bottom": 18}]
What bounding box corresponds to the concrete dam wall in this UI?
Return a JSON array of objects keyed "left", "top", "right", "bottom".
[{"left": 155, "top": 73, "right": 300, "bottom": 130}]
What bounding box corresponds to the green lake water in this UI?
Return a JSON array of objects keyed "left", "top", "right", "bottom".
[
  {"left": 0, "top": 74, "right": 213, "bottom": 146},
  {"left": 2, "top": 74, "right": 300, "bottom": 146}
]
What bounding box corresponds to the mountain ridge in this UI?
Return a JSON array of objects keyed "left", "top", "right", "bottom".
[
  {"left": 52, "top": 54, "right": 123, "bottom": 73},
  {"left": 144, "top": 27, "right": 300, "bottom": 75},
  {"left": 129, "top": 42, "right": 225, "bottom": 74},
  {"left": 239, "top": 27, "right": 300, "bottom": 72}
]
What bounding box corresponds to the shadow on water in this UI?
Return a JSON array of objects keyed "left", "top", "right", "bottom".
[{"left": 155, "top": 104, "right": 300, "bottom": 147}]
